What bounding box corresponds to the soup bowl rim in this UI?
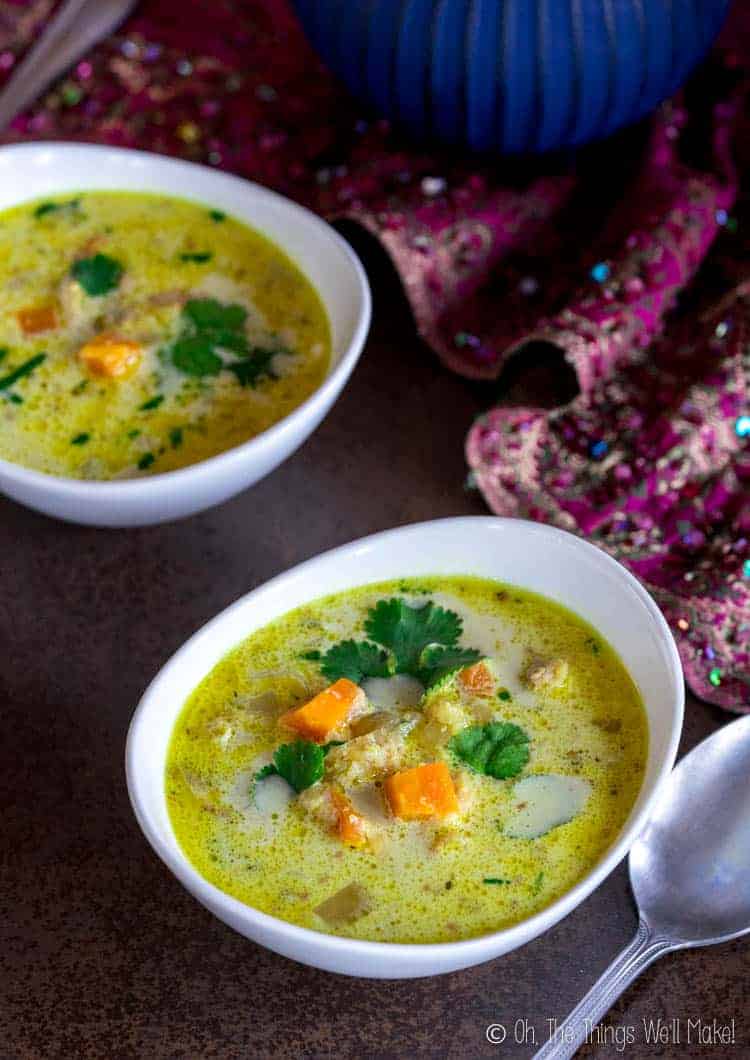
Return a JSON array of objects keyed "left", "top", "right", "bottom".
[{"left": 126, "top": 516, "right": 684, "bottom": 977}]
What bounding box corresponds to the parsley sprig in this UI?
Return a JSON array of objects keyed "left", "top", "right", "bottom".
[{"left": 316, "top": 597, "right": 481, "bottom": 689}]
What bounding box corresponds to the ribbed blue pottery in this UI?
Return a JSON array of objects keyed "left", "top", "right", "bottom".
[{"left": 292, "top": 0, "right": 731, "bottom": 153}]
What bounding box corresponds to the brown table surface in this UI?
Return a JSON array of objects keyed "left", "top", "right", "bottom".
[{"left": 2, "top": 233, "right": 747, "bottom": 1060}]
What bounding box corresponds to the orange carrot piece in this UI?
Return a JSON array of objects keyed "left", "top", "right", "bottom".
[
  {"left": 384, "top": 762, "right": 459, "bottom": 820},
  {"left": 458, "top": 660, "right": 494, "bottom": 696},
  {"left": 280, "top": 678, "right": 364, "bottom": 743},
  {"left": 330, "top": 789, "right": 367, "bottom": 847},
  {"left": 78, "top": 334, "right": 142, "bottom": 379},
  {"left": 16, "top": 304, "right": 58, "bottom": 334}
]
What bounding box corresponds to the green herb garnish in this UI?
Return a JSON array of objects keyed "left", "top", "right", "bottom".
[
  {"left": 320, "top": 639, "right": 391, "bottom": 684},
  {"left": 228, "top": 349, "right": 277, "bottom": 388},
  {"left": 315, "top": 596, "right": 482, "bottom": 689},
  {"left": 0, "top": 348, "right": 8, "bottom": 364},
  {"left": 139, "top": 394, "right": 164, "bottom": 411},
  {"left": 138, "top": 452, "right": 155, "bottom": 470},
  {"left": 584, "top": 637, "right": 601, "bottom": 655},
  {"left": 498, "top": 688, "right": 512, "bottom": 702},
  {"left": 71, "top": 432, "right": 90, "bottom": 445},
  {"left": 450, "top": 722, "right": 530, "bottom": 780},
  {"left": 6, "top": 392, "right": 22, "bottom": 404},
  {"left": 0, "top": 353, "right": 46, "bottom": 391},
  {"left": 209, "top": 209, "right": 226, "bottom": 222},
  {"left": 127, "top": 428, "right": 141, "bottom": 439},
  {"left": 169, "top": 426, "right": 183, "bottom": 448},
  {"left": 164, "top": 298, "right": 277, "bottom": 387},
  {"left": 34, "top": 198, "right": 80, "bottom": 219},
  {"left": 71, "top": 378, "right": 88, "bottom": 395},
  {"left": 531, "top": 871, "right": 545, "bottom": 895},
  {"left": 301, "top": 650, "right": 322, "bottom": 661},
  {"left": 483, "top": 877, "right": 510, "bottom": 885},
  {"left": 180, "top": 252, "right": 213, "bottom": 263},
  {"left": 71, "top": 253, "right": 123, "bottom": 296},
  {"left": 254, "top": 739, "right": 325, "bottom": 794},
  {"left": 171, "top": 334, "right": 223, "bottom": 377},
  {"left": 184, "top": 298, "right": 247, "bottom": 331}
]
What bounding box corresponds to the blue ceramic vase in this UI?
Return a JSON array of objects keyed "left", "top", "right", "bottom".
[{"left": 292, "top": 0, "right": 731, "bottom": 153}]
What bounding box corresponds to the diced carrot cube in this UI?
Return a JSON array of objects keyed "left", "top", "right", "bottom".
[
  {"left": 78, "top": 334, "right": 142, "bottom": 379},
  {"left": 330, "top": 789, "right": 367, "bottom": 847},
  {"left": 384, "top": 762, "right": 459, "bottom": 820},
  {"left": 458, "top": 660, "right": 495, "bottom": 696},
  {"left": 280, "top": 678, "right": 365, "bottom": 743},
  {"left": 16, "top": 304, "right": 58, "bottom": 334}
]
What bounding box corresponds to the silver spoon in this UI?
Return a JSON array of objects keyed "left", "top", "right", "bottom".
[
  {"left": 535, "top": 713, "right": 750, "bottom": 1060},
  {"left": 0, "top": 0, "right": 139, "bottom": 133}
]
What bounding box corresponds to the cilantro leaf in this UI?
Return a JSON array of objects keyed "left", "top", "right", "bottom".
[
  {"left": 271, "top": 740, "right": 325, "bottom": 793},
  {"left": 171, "top": 334, "right": 222, "bottom": 377},
  {"left": 228, "top": 349, "right": 277, "bottom": 388},
  {"left": 254, "top": 763, "right": 278, "bottom": 781},
  {"left": 364, "top": 598, "right": 463, "bottom": 674},
  {"left": 320, "top": 639, "right": 391, "bottom": 684},
  {"left": 450, "top": 722, "right": 530, "bottom": 780},
  {"left": 71, "top": 253, "right": 123, "bottom": 296},
  {"left": 417, "top": 644, "right": 482, "bottom": 689},
  {"left": 183, "top": 298, "right": 247, "bottom": 331}
]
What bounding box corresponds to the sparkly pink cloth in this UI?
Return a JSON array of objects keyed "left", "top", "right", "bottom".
[{"left": 1, "top": 1, "right": 748, "bottom": 708}]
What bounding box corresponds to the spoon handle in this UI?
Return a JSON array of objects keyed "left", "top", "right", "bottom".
[{"left": 533, "top": 920, "right": 675, "bottom": 1060}]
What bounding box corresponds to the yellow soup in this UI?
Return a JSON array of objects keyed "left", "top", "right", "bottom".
[
  {"left": 0, "top": 192, "right": 330, "bottom": 477},
  {"left": 167, "top": 577, "right": 648, "bottom": 944}
]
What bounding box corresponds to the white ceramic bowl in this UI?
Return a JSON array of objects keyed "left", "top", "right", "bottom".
[
  {"left": 0, "top": 143, "right": 370, "bottom": 526},
  {"left": 126, "top": 517, "right": 684, "bottom": 978}
]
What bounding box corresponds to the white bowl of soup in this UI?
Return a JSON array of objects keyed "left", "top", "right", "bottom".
[
  {"left": 126, "top": 517, "right": 683, "bottom": 978},
  {"left": 0, "top": 143, "right": 370, "bottom": 525}
]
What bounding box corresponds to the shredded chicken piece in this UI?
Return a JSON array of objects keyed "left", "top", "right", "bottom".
[
  {"left": 325, "top": 724, "right": 408, "bottom": 786},
  {"left": 523, "top": 656, "right": 569, "bottom": 691}
]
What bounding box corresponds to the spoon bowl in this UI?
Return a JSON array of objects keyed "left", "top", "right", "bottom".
[
  {"left": 631, "top": 713, "right": 750, "bottom": 946},
  {"left": 536, "top": 714, "right": 750, "bottom": 1059}
]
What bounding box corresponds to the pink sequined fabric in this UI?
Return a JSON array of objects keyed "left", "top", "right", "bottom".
[{"left": 0, "top": 1, "right": 748, "bottom": 708}]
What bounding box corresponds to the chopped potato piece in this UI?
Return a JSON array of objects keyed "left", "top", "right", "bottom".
[
  {"left": 314, "top": 882, "right": 371, "bottom": 924},
  {"left": 421, "top": 693, "right": 470, "bottom": 744},
  {"left": 384, "top": 762, "right": 459, "bottom": 820},
  {"left": 524, "top": 656, "right": 569, "bottom": 691},
  {"left": 280, "top": 677, "right": 365, "bottom": 742},
  {"left": 458, "top": 660, "right": 495, "bottom": 696},
  {"left": 16, "top": 304, "right": 58, "bottom": 334},
  {"left": 325, "top": 724, "right": 407, "bottom": 786},
  {"left": 78, "top": 333, "right": 142, "bottom": 379}
]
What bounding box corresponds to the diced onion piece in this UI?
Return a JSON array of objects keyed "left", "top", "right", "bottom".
[
  {"left": 504, "top": 774, "right": 591, "bottom": 839},
  {"left": 314, "top": 882, "right": 371, "bottom": 924}
]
